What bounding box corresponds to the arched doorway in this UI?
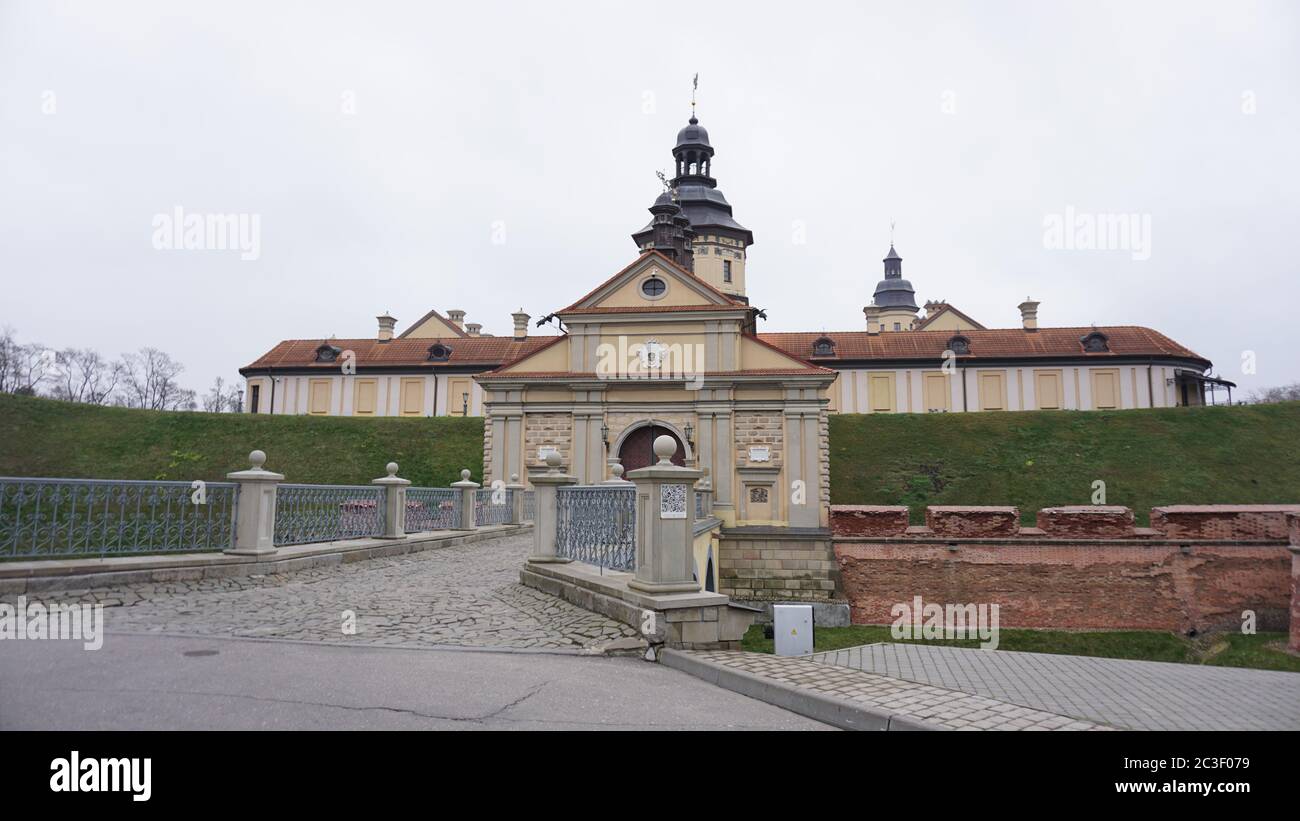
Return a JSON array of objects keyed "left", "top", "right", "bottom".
[{"left": 617, "top": 423, "right": 686, "bottom": 472}]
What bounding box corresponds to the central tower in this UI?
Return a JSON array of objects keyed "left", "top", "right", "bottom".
[{"left": 633, "top": 114, "right": 753, "bottom": 301}]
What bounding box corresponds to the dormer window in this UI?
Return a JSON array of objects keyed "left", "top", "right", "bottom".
[
  {"left": 315, "top": 344, "right": 341, "bottom": 363},
  {"left": 947, "top": 335, "right": 971, "bottom": 355},
  {"left": 427, "top": 343, "right": 452, "bottom": 361},
  {"left": 1080, "top": 331, "right": 1110, "bottom": 353},
  {"left": 811, "top": 336, "right": 836, "bottom": 357}
]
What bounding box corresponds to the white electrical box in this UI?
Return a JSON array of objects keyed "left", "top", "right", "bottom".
[{"left": 773, "top": 604, "right": 813, "bottom": 656}]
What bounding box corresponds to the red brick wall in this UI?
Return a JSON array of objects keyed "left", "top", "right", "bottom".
[{"left": 831, "top": 505, "right": 1297, "bottom": 634}]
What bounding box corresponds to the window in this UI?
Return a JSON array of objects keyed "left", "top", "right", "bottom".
[
  {"left": 869, "top": 373, "right": 895, "bottom": 412},
  {"left": 947, "top": 335, "right": 971, "bottom": 355},
  {"left": 714, "top": 246, "right": 722, "bottom": 255},
  {"left": 1080, "top": 331, "right": 1110, "bottom": 353},
  {"left": 723, "top": 260, "right": 732, "bottom": 282},
  {"left": 923, "top": 373, "right": 949, "bottom": 412},
  {"left": 979, "top": 371, "right": 1006, "bottom": 411},
  {"left": 640, "top": 276, "right": 666, "bottom": 298},
  {"left": 893, "top": 322, "right": 901, "bottom": 331},
  {"left": 427, "top": 344, "right": 452, "bottom": 361},
  {"left": 308, "top": 379, "right": 332, "bottom": 415},
  {"left": 314, "top": 344, "right": 340, "bottom": 363},
  {"left": 811, "top": 336, "right": 835, "bottom": 357},
  {"left": 250, "top": 384, "right": 260, "bottom": 413},
  {"left": 1091, "top": 369, "right": 1121, "bottom": 409},
  {"left": 1035, "top": 370, "right": 1063, "bottom": 410},
  {"left": 353, "top": 379, "right": 377, "bottom": 415},
  {"left": 399, "top": 378, "right": 425, "bottom": 416}
]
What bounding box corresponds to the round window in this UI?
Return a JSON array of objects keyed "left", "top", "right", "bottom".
[{"left": 640, "top": 277, "right": 667, "bottom": 298}]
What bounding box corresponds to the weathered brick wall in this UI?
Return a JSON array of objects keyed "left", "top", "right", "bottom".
[
  {"left": 718, "top": 534, "right": 838, "bottom": 602},
  {"left": 481, "top": 415, "right": 493, "bottom": 480},
  {"left": 523, "top": 412, "right": 573, "bottom": 468},
  {"left": 734, "top": 411, "right": 783, "bottom": 466},
  {"left": 831, "top": 504, "right": 1298, "bottom": 633}
]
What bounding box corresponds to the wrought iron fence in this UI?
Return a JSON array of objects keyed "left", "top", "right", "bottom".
[
  {"left": 274, "top": 484, "right": 385, "bottom": 546},
  {"left": 406, "top": 487, "right": 460, "bottom": 532},
  {"left": 474, "top": 487, "right": 512, "bottom": 527},
  {"left": 520, "top": 489, "right": 536, "bottom": 522},
  {"left": 0, "top": 477, "right": 238, "bottom": 559},
  {"left": 555, "top": 484, "right": 635, "bottom": 571}
]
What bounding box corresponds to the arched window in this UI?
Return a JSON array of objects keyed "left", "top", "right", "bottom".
[
  {"left": 1080, "top": 331, "right": 1110, "bottom": 353},
  {"left": 427, "top": 344, "right": 452, "bottom": 361},
  {"left": 812, "top": 336, "right": 836, "bottom": 357},
  {"left": 315, "top": 344, "right": 340, "bottom": 363},
  {"left": 947, "top": 335, "right": 971, "bottom": 355}
]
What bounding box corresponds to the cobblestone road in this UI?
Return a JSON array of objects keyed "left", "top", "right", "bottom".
[{"left": 7, "top": 533, "right": 639, "bottom": 650}]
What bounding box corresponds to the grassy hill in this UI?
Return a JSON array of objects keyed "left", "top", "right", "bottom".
[
  {"left": 831, "top": 403, "right": 1300, "bottom": 524},
  {"left": 0, "top": 393, "right": 485, "bottom": 487}
]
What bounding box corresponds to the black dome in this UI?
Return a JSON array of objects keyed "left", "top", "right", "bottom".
[
  {"left": 872, "top": 278, "right": 919, "bottom": 310},
  {"left": 675, "top": 116, "right": 711, "bottom": 148}
]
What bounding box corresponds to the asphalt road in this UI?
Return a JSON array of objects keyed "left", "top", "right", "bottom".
[{"left": 0, "top": 633, "right": 831, "bottom": 731}]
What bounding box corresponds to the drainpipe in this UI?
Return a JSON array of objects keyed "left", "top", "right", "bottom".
[
  {"left": 960, "top": 363, "right": 968, "bottom": 412},
  {"left": 1146, "top": 365, "right": 1154, "bottom": 408}
]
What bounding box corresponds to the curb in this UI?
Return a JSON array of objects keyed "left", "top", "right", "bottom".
[{"left": 659, "top": 649, "right": 944, "bottom": 731}]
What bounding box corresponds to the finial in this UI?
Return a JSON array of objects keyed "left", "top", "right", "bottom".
[
  {"left": 690, "top": 72, "right": 699, "bottom": 120},
  {"left": 611, "top": 463, "right": 625, "bottom": 479},
  {"left": 248, "top": 450, "right": 267, "bottom": 470},
  {"left": 460, "top": 468, "right": 471, "bottom": 481},
  {"left": 386, "top": 462, "right": 399, "bottom": 477},
  {"left": 653, "top": 435, "right": 678, "bottom": 465},
  {"left": 510, "top": 473, "right": 519, "bottom": 483}
]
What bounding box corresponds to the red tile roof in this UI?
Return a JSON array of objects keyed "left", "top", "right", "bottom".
[
  {"left": 759, "top": 326, "right": 1208, "bottom": 364},
  {"left": 240, "top": 335, "right": 556, "bottom": 372}
]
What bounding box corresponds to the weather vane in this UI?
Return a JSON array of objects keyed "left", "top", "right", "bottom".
[
  {"left": 691, "top": 73, "right": 699, "bottom": 117},
  {"left": 890, "top": 219, "right": 896, "bottom": 245}
]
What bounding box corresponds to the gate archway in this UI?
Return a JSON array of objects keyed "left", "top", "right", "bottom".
[{"left": 616, "top": 422, "right": 687, "bottom": 472}]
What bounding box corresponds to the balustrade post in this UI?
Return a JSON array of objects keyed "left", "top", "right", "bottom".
[
  {"left": 505, "top": 473, "right": 526, "bottom": 525},
  {"left": 451, "top": 469, "right": 480, "bottom": 530},
  {"left": 696, "top": 476, "right": 713, "bottom": 519},
  {"left": 626, "top": 435, "right": 702, "bottom": 594},
  {"left": 225, "top": 449, "right": 284, "bottom": 556},
  {"left": 372, "top": 462, "right": 410, "bottom": 539},
  {"left": 527, "top": 452, "right": 577, "bottom": 563}
]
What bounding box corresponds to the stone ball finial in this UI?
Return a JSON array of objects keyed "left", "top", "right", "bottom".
[
  {"left": 545, "top": 451, "right": 562, "bottom": 469},
  {"left": 386, "top": 462, "right": 399, "bottom": 477},
  {"left": 249, "top": 450, "right": 267, "bottom": 469},
  {"left": 653, "top": 435, "right": 678, "bottom": 464},
  {"left": 611, "top": 464, "right": 624, "bottom": 479},
  {"left": 460, "top": 468, "right": 471, "bottom": 481},
  {"left": 510, "top": 473, "right": 519, "bottom": 483}
]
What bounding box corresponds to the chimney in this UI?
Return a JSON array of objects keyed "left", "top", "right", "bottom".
[
  {"left": 512, "top": 309, "right": 529, "bottom": 341},
  {"left": 1018, "top": 298, "right": 1040, "bottom": 331},
  {"left": 864, "top": 304, "right": 881, "bottom": 335},
  {"left": 465, "top": 323, "right": 482, "bottom": 337},
  {"left": 377, "top": 313, "right": 397, "bottom": 342},
  {"left": 445, "top": 309, "right": 466, "bottom": 331}
]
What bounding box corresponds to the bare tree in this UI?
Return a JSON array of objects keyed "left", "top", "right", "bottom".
[
  {"left": 0, "top": 326, "right": 18, "bottom": 393},
  {"left": 202, "top": 377, "right": 244, "bottom": 413},
  {"left": 121, "top": 348, "right": 191, "bottom": 410},
  {"left": 51, "top": 348, "right": 123, "bottom": 404},
  {"left": 1246, "top": 382, "right": 1300, "bottom": 404},
  {"left": 8, "top": 341, "right": 54, "bottom": 395}
]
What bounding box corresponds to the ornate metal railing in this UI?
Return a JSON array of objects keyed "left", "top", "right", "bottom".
[
  {"left": 406, "top": 487, "right": 460, "bottom": 532},
  {"left": 273, "top": 484, "right": 385, "bottom": 546},
  {"left": 474, "top": 487, "right": 512, "bottom": 527},
  {"left": 555, "top": 484, "right": 635, "bottom": 571},
  {"left": 0, "top": 477, "right": 237, "bottom": 558},
  {"left": 520, "top": 489, "right": 536, "bottom": 522}
]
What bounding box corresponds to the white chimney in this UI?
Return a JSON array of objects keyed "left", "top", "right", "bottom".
[
  {"left": 864, "top": 303, "right": 881, "bottom": 335},
  {"left": 512, "top": 309, "right": 529, "bottom": 341},
  {"left": 377, "top": 313, "right": 397, "bottom": 342},
  {"left": 465, "top": 323, "right": 482, "bottom": 337},
  {"left": 445, "top": 309, "right": 466, "bottom": 331},
  {"left": 1018, "top": 298, "right": 1040, "bottom": 331}
]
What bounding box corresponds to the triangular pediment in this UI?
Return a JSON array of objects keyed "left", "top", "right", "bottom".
[{"left": 559, "top": 252, "right": 743, "bottom": 315}]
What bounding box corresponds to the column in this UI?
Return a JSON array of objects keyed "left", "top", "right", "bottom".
[
  {"left": 372, "top": 462, "right": 410, "bottom": 539},
  {"left": 627, "top": 435, "right": 702, "bottom": 594},
  {"left": 225, "top": 449, "right": 284, "bottom": 556},
  {"left": 527, "top": 452, "right": 577, "bottom": 563}
]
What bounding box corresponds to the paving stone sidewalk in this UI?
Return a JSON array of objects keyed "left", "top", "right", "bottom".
[
  {"left": 679, "top": 650, "right": 1109, "bottom": 730},
  {"left": 810, "top": 643, "right": 1300, "bottom": 731},
  {"left": 1, "top": 532, "right": 639, "bottom": 651}
]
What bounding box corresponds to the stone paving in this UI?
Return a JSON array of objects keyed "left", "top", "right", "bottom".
[
  {"left": 809, "top": 643, "right": 1300, "bottom": 731},
  {"left": 685, "top": 650, "right": 1109, "bottom": 730},
  {"left": 1, "top": 532, "right": 640, "bottom": 651}
]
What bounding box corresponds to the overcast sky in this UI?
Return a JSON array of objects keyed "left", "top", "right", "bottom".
[{"left": 2, "top": 0, "right": 1297, "bottom": 398}]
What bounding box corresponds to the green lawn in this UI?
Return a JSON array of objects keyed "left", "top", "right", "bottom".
[
  {"left": 742, "top": 624, "right": 1300, "bottom": 672},
  {"left": 830, "top": 402, "right": 1300, "bottom": 524},
  {"left": 0, "top": 393, "right": 486, "bottom": 487}
]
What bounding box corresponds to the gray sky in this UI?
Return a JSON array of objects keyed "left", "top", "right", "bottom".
[{"left": 2, "top": 0, "right": 1297, "bottom": 398}]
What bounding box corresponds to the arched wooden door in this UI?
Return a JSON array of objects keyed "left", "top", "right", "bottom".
[{"left": 617, "top": 424, "right": 685, "bottom": 472}]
